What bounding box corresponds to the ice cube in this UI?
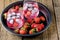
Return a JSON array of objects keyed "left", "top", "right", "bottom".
[
  {"left": 23, "top": 3, "right": 29, "bottom": 10},
  {"left": 16, "top": 13, "right": 20, "bottom": 16},
  {"left": 16, "top": 15, "right": 20, "bottom": 18},
  {"left": 7, "top": 17, "right": 11, "bottom": 21},
  {"left": 34, "top": 8, "right": 38, "bottom": 12},
  {"left": 26, "top": 3, "right": 28, "bottom": 6},
  {"left": 28, "top": 8, "right": 33, "bottom": 11},
  {"left": 20, "top": 20, "right": 23, "bottom": 25},
  {"left": 9, "top": 19, "right": 13, "bottom": 24},
  {"left": 23, "top": 6, "right": 27, "bottom": 10},
  {"left": 12, "top": 16, "right": 15, "bottom": 19},
  {"left": 12, "top": 12, "right": 15, "bottom": 15},
  {"left": 28, "top": 4, "right": 33, "bottom": 7},
  {"left": 7, "top": 13, "right": 12, "bottom": 17},
  {"left": 16, "top": 19, "right": 20, "bottom": 22},
  {"left": 32, "top": 10, "right": 35, "bottom": 14},
  {"left": 25, "top": 3, "right": 28, "bottom": 7},
  {"left": 18, "top": 19, "right": 23, "bottom": 28},
  {"left": 36, "top": 11, "right": 39, "bottom": 16},
  {"left": 21, "top": 15, "right": 24, "bottom": 19}
]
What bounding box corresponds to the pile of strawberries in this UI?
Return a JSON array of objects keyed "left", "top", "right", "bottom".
[
  {"left": 3, "top": 2, "right": 46, "bottom": 35},
  {"left": 19, "top": 16, "right": 45, "bottom": 34}
]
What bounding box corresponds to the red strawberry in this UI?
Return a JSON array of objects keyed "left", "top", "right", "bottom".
[
  {"left": 29, "top": 30, "right": 32, "bottom": 34},
  {"left": 31, "top": 23, "right": 37, "bottom": 28},
  {"left": 40, "top": 23, "right": 44, "bottom": 28},
  {"left": 13, "top": 6, "right": 19, "bottom": 13},
  {"left": 15, "top": 6, "right": 19, "bottom": 10},
  {"left": 34, "top": 17, "right": 40, "bottom": 23},
  {"left": 33, "top": 4, "right": 38, "bottom": 8},
  {"left": 40, "top": 16, "right": 45, "bottom": 21},
  {"left": 23, "top": 10, "right": 27, "bottom": 14},
  {"left": 34, "top": 5, "right": 38, "bottom": 8},
  {"left": 19, "top": 27, "right": 27, "bottom": 34},
  {"left": 27, "top": 18, "right": 32, "bottom": 23},
  {"left": 19, "top": 30, "right": 27, "bottom": 35},
  {"left": 36, "top": 23, "right": 44, "bottom": 32},
  {"left": 27, "top": 11, "right": 31, "bottom": 15},
  {"left": 25, "top": 11, "right": 31, "bottom": 18},
  {"left": 12, "top": 9, "right": 18, "bottom": 13},
  {"left": 29, "top": 28, "right": 36, "bottom": 34},
  {"left": 13, "top": 22, "right": 19, "bottom": 27},
  {"left": 7, "top": 22, "right": 13, "bottom": 28},
  {"left": 36, "top": 26, "right": 42, "bottom": 32}
]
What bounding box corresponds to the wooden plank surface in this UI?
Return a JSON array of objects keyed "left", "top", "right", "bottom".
[
  {"left": 53, "top": 0, "right": 60, "bottom": 40},
  {"left": 0, "top": 0, "right": 7, "bottom": 40},
  {"left": 0, "top": 0, "right": 60, "bottom": 40},
  {"left": 55, "top": 7, "right": 60, "bottom": 40},
  {"left": 53, "top": 0, "right": 60, "bottom": 7}
]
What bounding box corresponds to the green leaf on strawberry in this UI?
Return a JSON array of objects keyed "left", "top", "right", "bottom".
[
  {"left": 14, "top": 29, "right": 19, "bottom": 33},
  {"left": 3, "top": 13, "right": 7, "bottom": 19},
  {"left": 29, "top": 28, "right": 37, "bottom": 34}
]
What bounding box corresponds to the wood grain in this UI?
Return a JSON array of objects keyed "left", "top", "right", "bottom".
[
  {"left": 53, "top": 0, "right": 60, "bottom": 40},
  {"left": 0, "top": 0, "right": 7, "bottom": 40},
  {"left": 53, "top": 0, "right": 60, "bottom": 7},
  {"left": 55, "top": 7, "right": 60, "bottom": 40}
]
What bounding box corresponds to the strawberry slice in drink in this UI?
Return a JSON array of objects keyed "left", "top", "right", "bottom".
[
  {"left": 7, "top": 21, "right": 13, "bottom": 28},
  {"left": 15, "top": 19, "right": 24, "bottom": 28}
]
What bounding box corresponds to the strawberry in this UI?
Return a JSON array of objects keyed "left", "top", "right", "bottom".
[
  {"left": 24, "top": 22, "right": 30, "bottom": 26},
  {"left": 13, "top": 22, "right": 19, "bottom": 27},
  {"left": 33, "top": 4, "right": 38, "bottom": 8},
  {"left": 36, "top": 23, "right": 44, "bottom": 32},
  {"left": 27, "top": 11, "right": 31, "bottom": 15},
  {"left": 34, "top": 17, "right": 40, "bottom": 23},
  {"left": 19, "top": 30, "right": 27, "bottom": 35},
  {"left": 25, "top": 11, "right": 31, "bottom": 18},
  {"left": 23, "top": 10, "right": 27, "bottom": 14},
  {"left": 40, "top": 23, "right": 44, "bottom": 28},
  {"left": 20, "top": 27, "right": 26, "bottom": 30},
  {"left": 36, "top": 26, "right": 42, "bottom": 32},
  {"left": 24, "top": 25, "right": 29, "bottom": 29},
  {"left": 31, "top": 23, "right": 37, "bottom": 28},
  {"left": 24, "top": 22, "right": 30, "bottom": 29},
  {"left": 29, "top": 28, "right": 36, "bottom": 34},
  {"left": 7, "top": 22, "right": 13, "bottom": 28},
  {"left": 13, "top": 6, "right": 19, "bottom": 13},
  {"left": 13, "top": 9, "right": 18, "bottom": 13},
  {"left": 15, "top": 6, "right": 19, "bottom": 10},
  {"left": 19, "top": 27, "right": 27, "bottom": 34},
  {"left": 40, "top": 16, "right": 45, "bottom": 21},
  {"left": 27, "top": 18, "right": 32, "bottom": 23}
]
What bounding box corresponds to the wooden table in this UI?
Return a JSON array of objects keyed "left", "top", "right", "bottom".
[{"left": 0, "top": 0, "right": 60, "bottom": 40}]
